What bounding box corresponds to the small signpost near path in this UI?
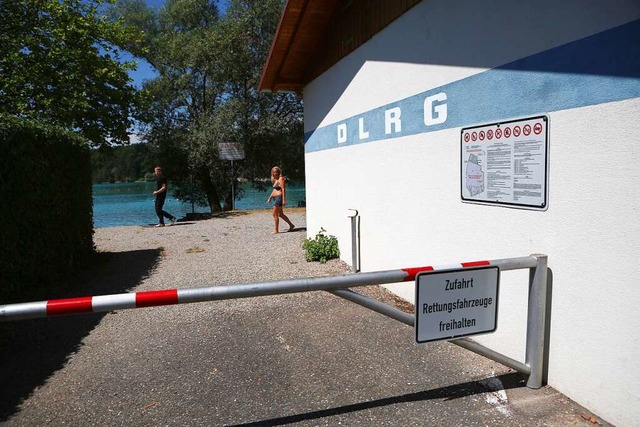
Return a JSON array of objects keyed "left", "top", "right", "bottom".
[
  {"left": 415, "top": 266, "right": 500, "bottom": 343},
  {"left": 218, "top": 142, "right": 245, "bottom": 210}
]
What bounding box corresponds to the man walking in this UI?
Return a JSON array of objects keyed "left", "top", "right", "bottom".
[{"left": 152, "top": 166, "right": 177, "bottom": 227}]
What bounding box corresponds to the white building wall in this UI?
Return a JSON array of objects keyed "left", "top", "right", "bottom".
[{"left": 303, "top": 1, "right": 640, "bottom": 426}]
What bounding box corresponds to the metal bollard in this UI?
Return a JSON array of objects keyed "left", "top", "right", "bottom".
[
  {"left": 347, "top": 209, "right": 360, "bottom": 272},
  {"left": 525, "top": 253, "right": 549, "bottom": 388}
]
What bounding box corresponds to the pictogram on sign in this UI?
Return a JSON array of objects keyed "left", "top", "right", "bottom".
[
  {"left": 472, "top": 131, "right": 477, "bottom": 141},
  {"left": 487, "top": 129, "right": 493, "bottom": 140},
  {"left": 495, "top": 128, "right": 502, "bottom": 139},
  {"left": 464, "top": 133, "right": 470, "bottom": 142},
  {"left": 513, "top": 126, "right": 521, "bottom": 137},
  {"left": 504, "top": 127, "right": 511, "bottom": 138},
  {"left": 523, "top": 124, "right": 531, "bottom": 136},
  {"left": 534, "top": 123, "right": 543, "bottom": 135},
  {"left": 479, "top": 131, "right": 485, "bottom": 141}
]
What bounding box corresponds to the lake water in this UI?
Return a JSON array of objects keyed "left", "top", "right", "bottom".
[{"left": 93, "top": 181, "right": 306, "bottom": 228}]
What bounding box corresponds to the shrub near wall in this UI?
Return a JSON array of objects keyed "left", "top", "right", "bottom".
[{"left": 0, "top": 116, "right": 94, "bottom": 302}]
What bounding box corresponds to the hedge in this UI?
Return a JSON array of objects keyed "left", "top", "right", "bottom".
[{"left": 0, "top": 115, "right": 94, "bottom": 302}]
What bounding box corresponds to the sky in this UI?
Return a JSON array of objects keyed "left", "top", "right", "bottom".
[{"left": 126, "top": 54, "right": 156, "bottom": 89}]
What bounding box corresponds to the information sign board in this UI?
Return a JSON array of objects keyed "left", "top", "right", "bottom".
[
  {"left": 219, "top": 142, "right": 245, "bottom": 161},
  {"left": 415, "top": 266, "right": 500, "bottom": 344},
  {"left": 461, "top": 115, "right": 549, "bottom": 210}
]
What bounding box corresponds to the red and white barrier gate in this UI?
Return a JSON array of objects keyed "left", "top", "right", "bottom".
[{"left": 0, "top": 255, "right": 549, "bottom": 389}]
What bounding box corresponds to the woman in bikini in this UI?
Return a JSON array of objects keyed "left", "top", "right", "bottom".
[{"left": 266, "top": 166, "right": 295, "bottom": 234}]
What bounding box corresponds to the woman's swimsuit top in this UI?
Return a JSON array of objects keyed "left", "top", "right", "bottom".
[{"left": 273, "top": 183, "right": 282, "bottom": 191}]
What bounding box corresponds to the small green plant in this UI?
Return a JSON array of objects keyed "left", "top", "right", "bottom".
[{"left": 303, "top": 227, "right": 340, "bottom": 263}]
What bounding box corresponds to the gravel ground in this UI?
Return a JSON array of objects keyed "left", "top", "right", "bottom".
[
  {"left": 94, "top": 208, "right": 350, "bottom": 289},
  {"left": 0, "top": 209, "right": 608, "bottom": 426}
]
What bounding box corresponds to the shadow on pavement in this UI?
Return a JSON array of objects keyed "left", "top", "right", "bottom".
[
  {"left": 286, "top": 227, "right": 307, "bottom": 233},
  {"left": 0, "top": 249, "right": 161, "bottom": 421},
  {"left": 211, "top": 211, "right": 252, "bottom": 219},
  {"left": 229, "top": 372, "right": 528, "bottom": 427},
  {"left": 142, "top": 222, "right": 196, "bottom": 228}
]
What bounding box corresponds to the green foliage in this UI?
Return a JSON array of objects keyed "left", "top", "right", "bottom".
[
  {"left": 0, "top": 115, "right": 94, "bottom": 302},
  {"left": 172, "top": 177, "right": 210, "bottom": 210},
  {"left": 0, "top": 0, "right": 145, "bottom": 147},
  {"left": 302, "top": 228, "right": 340, "bottom": 264},
  {"left": 110, "top": 0, "right": 304, "bottom": 212}
]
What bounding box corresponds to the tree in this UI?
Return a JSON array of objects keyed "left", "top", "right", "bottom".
[
  {"left": 0, "top": 0, "right": 144, "bottom": 146},
  {"left": 111, "top": 0, "right": 303, "bottom": 212}
]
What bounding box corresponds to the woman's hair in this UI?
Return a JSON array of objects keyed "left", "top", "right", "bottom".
[{"left": 271, "top": 166, "right": 282, "bottom": 184}]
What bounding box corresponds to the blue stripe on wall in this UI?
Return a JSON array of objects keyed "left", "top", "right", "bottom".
[{"left": 305, "top": 19, "right": 640, "bottom": 153}]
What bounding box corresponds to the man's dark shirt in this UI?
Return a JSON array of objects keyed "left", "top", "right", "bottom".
[{"left": 155, "top": 177, "right": 167, "bottom": 199}]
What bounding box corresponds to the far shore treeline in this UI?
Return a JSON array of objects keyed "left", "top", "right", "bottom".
[
  {"left": 92, "top": 141, "right": 305, "bottom": 185},
  {"left": 91, "top": 141, "right": 305, "bottom": 211},
  {"left": 92, "top": 143, "right": 156, "bottom": 183}
]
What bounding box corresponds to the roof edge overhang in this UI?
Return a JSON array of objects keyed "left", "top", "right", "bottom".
[
  {"left": 259, "top": 0, "right": 302, "bottom": 94},
  {"left": 259, "top": 0, "right": 420, "bottom": 95},
  {"left": 259, "top": 0, "right": 338, "bottom": 95}
]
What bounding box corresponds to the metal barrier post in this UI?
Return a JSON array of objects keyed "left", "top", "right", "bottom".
[
  {"left": 330, "top": 288, "right": 414, "bottom": 327},
  {"left": 347, "top": 209, "right": 360, "bottom": 272},
  {"left": 525, "top": 254, "right": 549, "bottom": 388},
  {"left": 449, "top": 255, "right": 539, "bottom": 382}
]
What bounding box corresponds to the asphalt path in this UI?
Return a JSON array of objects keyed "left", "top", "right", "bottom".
[{"left": 0, "top": 210, "right": 609, "bottom": 426}]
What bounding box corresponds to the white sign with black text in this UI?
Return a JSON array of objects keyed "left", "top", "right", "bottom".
[
  {"left": 415, "top": 266, "right": 500, "bottom": 344},
  {"left": 461, "top": 115, "right": 549, "bottom": 211}
]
